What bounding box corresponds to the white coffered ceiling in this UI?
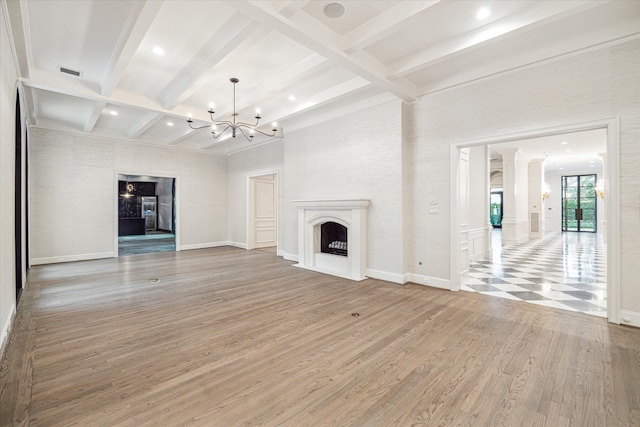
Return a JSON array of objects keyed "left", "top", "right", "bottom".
[{"left": 4, "top": 0, "right": 639, "bottom": 155}]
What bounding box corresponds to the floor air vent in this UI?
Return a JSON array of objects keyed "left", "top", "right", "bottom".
[{"left": 58, "top": 66, "right": 82, "bottom": 77}]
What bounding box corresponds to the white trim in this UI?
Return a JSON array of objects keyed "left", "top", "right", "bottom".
[
  {"left": 31, "top": 252, "right": 114, "bottom": 265},
  {"left": 366, "top": 268, "right": 404, "bottom": 284},
  {"left": 227, "top": 241, "right": 248, "bottom": 250},
  {"left": 282, "top": 252, "right": 299, "bottom": 262},
  {"left": 293, "top": 199, "right": 370, "bottom": 209},
  {"left": 28, "top": 126, "right": 227, "bottom": 156},
  {"left": 450, "top": 118, "right": 620, "bottom": 324},
  {"left": 619, "top": 310, "right": 640, "bottom": 329},
  {"left": 406, "top": 273, "right": 451, "bottom": 290},
  {"left": 114, "top": 172, "right": 180, "bottom": 257},
  {"left": 180, "top": 241, "right": 230, "bottom": 251},
  {"left": 247, "top": 171, "right": 279, "bottom": 252},
  {"left": 294, "top": 199, "right": 370, "bottom": 281},
  {"left": 468, "top": 226, "right": 492, "bottom": 262},
  {"left": 1, "top": 303, "right": 16, "bottom": 361}
]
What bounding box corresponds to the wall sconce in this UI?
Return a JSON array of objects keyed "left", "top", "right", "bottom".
[
  {"left": 542, "top": 191, "right": 550, "bottom": 201},
  {"left": 595, "top": 180, "right": 605, "bottom": 199}
]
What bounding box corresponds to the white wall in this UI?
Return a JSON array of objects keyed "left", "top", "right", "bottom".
[
  {"left": 0, "top": 0, "right": 18, "bottom": 355},
  {"left": 468, "top": 146, "right": 490, "bottom": 261},
  {"left": 283, "top": 99, "right": 405, "bottom": 280},
  {"left": 227, "top": 141, "right": 284, "bottom": 249},
  {"left": 29, "top": 129, "right": 228, "bottom": 263},
  {"left": 413, "top": 39, "right": 640, "bottom": 323},
  {"left": 515, "top": 151, "right": 530, "bottom": 239}
]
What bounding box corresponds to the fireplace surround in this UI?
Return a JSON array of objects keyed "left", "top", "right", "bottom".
[{"left": 293, "top": 199, "right": 370, "bottom": 281}]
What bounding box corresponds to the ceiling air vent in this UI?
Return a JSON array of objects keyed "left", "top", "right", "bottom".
[{"left": 58, "top": 66, "right": 82, "bottom": 77}]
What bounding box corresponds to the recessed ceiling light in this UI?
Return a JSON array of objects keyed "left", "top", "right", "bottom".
[
  {"left": 590, "top": 164, "right": 595, "bottom": 167},
  {"left": 110, "top": 110, "right": 118, "bottom": 116},
  {"left": 561, "top": 141, "right": 568, "bottom": 145},
  {"left": 152, "top": 46, "right": 165, "bottom": 56},
  {"left": 476, "top": 8, "right": 490, "bottom": 20},
  {"left": 324, "top": 2, "right": 345, "bottom": 18},
  {"left": 167, "top": 121, "right": 174, "bottom": 127},
  {"left": 288, "top": 95, "right": 296, "bottom": 101}
]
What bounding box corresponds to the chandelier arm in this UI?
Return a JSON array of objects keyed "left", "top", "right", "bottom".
[
  {"left": 235, "top": 117, "right": 261, "bottom": 128},
  {"left": 211, "top": 124, "right": 232, "bottom": 139},
  {"left": 211, "top": 120, "right": 234, "bottom": 127},
  {"left": 187, "top": 121, "right": 213, "bottom": 130},
  {"left": 237, "top": 124, "right": 277, "bottom": 137},
  {"left": 237, "top": 127, "right": 255, "bottom": 143}
]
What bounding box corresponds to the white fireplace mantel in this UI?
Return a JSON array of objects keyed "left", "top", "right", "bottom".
[{"left": 293, "top": 199, "right": 370, "bottom": 281}]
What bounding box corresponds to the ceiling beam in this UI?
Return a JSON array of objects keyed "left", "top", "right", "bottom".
[
  {"left": 207, "top": 53, "right": 330, "bottom": 122},
  {"left": 225, "top": 0, "right": 416, "bottom": 102},
  {"left": 84, "top": 100, "right": 107, "bottom": 132},
  {"left": 3, "top": 0, "right": 32, "bottom": 79},
  {"left": 20, "top": 68, "right": 201, "bottom": 123},
  {"left": 158, "top": 13, "right": 264, "bottom": 110},
  {"left": 386, "top": 0, "right": 600, "bottom": 78},
  {"left": 341, "top": 0, "right": 440, "bottom": 53},
  {"left": 165, "top": 127, "right": 198, "bottom": 146},
  {"left": 276, "top": 0, "right": 312, "bottom": 18},
  {"left": 268, "top": 77, "right": 372, "bottom": 122},
  {"left": 416, "top": 20, "right": 640, "bottom": 96},
  {"left": 101, "top": 0, "right": 164, "bottom": 96},
  {"left": 127, "top": 112, "right": 164, "bottom": 139}
]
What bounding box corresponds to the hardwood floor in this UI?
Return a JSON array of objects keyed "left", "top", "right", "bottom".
[{"left": 1, "top": 246, "right": 638, "bottom": 426}]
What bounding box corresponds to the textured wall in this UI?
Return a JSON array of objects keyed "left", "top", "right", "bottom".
[
  {"left": 226, "top": 141, "right": 284, "bottom": 247},
  {"left": 0, "top": 1, "right": 18, "bottom": 354},
  {"left": 412, "top": 39, "right": 640, "bottom": 316},
  {"left": 283, "top": 100, "right": 405, "bottom": 278},
  {"left": 29, "top": 130, "right": 228, "bottom": 262}
]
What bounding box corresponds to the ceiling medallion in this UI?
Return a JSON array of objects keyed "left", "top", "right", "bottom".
[{"left": 187, "top": 78, "right": 279, "bottom": 143}]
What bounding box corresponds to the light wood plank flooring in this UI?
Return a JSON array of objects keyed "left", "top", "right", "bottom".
[{"left": 1, "top": 246, "right": 639, "bottom": 426}]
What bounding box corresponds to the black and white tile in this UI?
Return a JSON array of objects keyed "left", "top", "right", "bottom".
[{"left": 462, "top": 230, "right": 607, "bottom": 317}]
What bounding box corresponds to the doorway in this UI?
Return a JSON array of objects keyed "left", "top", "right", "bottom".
[
  {"left": 248, "top": 173, "right": 278, "bottom": 251},
  {"left": 14, "top": 90, "right": 25, "bottom": 303},
  {"left": 450, "top": 119, "right": 619, "bottom": 322},
  {"left": 116, "top": 175, "right": 177, "bottom": 256},
  {"left": 562, "top": 174, "right": 597, "bottom": 232},
  {"left": 490, "top": 191, "right": 503, "bottom": 228}
]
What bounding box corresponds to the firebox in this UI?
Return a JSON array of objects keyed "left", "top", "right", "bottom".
[{"left": 320, "top": 222, "right": 348, "bottom": 257}]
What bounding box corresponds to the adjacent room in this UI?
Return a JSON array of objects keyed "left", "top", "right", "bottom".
[{"left": 1, "top": 0, "right": 639, "bottom": 425}]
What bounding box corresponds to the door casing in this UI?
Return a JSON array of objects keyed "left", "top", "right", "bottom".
[
  {"left": 450, "top": 118, "right": 620, "bottom": 323},
  {"left": 247, "top": 172, "right": 278, "bottom": 251}
]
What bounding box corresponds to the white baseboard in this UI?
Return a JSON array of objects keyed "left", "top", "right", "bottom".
[
  {"left": 619, "top": 310, "right": 640, "bottom": 329},
  {"left": 277, "top": 250, "right": 286, "bottom": 257},
  {"left": 366, "top": 268, "right": 405, "bottom": 284},
  {"left": 1, "top": 303, "right": 16, "bottom": 361},
  {"left": 283, "top": 252, "right": 299, "bottom": 262},
  {"left": 405, "top": 273, "right": 451, "bottom": 290},
  {"left": 180, "top": 241, "right": 230, "bottom": 251},
  {"left": 226, "top": 241, "right": 248, "bottom": 250},
  {"left": 31, "top": 251, "right": 114, "bottom": 265}
]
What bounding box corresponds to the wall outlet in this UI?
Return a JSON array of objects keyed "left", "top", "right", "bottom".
[{"left": 429, "top": 207, "right": 438, "bottom": 214}]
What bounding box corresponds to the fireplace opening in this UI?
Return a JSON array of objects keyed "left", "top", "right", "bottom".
[{"left": 320, "top": 222, "right": 348, "bottom": 257}]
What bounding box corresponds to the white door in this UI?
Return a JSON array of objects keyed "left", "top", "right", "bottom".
[{"left": 252, "top": 175, "right": 277, "bottom": 248}]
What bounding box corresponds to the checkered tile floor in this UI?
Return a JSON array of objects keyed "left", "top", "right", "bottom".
[{"left": 462, "top": 230, "right": 607, "bottom": 318}]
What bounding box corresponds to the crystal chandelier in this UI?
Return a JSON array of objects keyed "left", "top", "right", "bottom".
[{"left": 187, "top": 78, "right": 278, "bottom": 142}]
